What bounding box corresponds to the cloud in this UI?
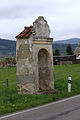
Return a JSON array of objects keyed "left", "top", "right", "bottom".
[{"left": 0, "top": 0, "right": 80, "bottom": 40}]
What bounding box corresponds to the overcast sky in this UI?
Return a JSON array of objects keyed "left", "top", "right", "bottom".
[{"left": 0, "top": 0, "right": 80, "bottom": 41}]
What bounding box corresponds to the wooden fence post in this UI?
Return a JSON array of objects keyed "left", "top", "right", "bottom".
[{"left": 6, "top": 78, "right": 8, "bottom": 88}]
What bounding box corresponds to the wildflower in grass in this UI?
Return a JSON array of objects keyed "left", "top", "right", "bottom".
[
  {"left": 24, "top": 98, "right": 27, "bottom": 102},
  {"left": 12, "top": 104, "right": 16, "bottom": 107}
]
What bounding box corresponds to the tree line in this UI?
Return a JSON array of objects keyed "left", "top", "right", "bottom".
[
  {"left": 53, "top": 44, "right": 73, "bottom": 56},
  {"left": 1, "top": 56, "right": 16, "bottom": 66}
]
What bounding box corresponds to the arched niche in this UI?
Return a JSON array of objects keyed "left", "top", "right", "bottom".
[{"left": 38, "top": 48, "right": 51, "bottom": 90}]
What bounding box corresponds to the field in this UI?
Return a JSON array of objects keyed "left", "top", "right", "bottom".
[{"left": 0, "top": 64, "right": 80, "bottom": 115}]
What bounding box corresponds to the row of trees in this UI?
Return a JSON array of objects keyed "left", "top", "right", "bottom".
[
  {"left": 2, "top": 56, "right": 16, "bottom": 65},
  {"left": 53, "top": 44, "right": 73, "bottom": 56}
]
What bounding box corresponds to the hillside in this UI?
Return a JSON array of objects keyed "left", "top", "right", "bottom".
[
  {"left": 0, "top": 39, "right": 16, "bottom": 58},
  {"left": 54, "top": 38, "right": 80, "bottom": 44},
  {"left": 0, "top": 38, "right": 79, "bottom": 58},
  {"left": 53, "top": 38, "right": 80, "bottom": 54},
  {"left": 52, "top": 43, "right": 78, "bottom": 55}
]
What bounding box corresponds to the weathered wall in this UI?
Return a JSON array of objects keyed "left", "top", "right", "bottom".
[
  {"left": 33, "top": 38, "right": 54, "bottom": 91},
  {"left": 33, "top": 16, "right": 50, "bottom": 38},
  {"left": 16, "top": 37, "right": 36, "bottom": 94}
]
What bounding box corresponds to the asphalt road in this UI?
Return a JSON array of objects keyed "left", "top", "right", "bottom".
[{"left": 0, "top": 95, "right": 80, "bottom": 120}]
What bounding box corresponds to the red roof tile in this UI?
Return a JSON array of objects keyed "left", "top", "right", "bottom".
[{"left": 16, "top": 25, "right": 33, "bottom": 39}]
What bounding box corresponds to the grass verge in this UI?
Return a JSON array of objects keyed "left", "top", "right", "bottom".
[{"left": 0, "top": 64, "right": 80, "bottom": 115}]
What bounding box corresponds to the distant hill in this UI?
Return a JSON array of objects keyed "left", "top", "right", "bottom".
[
  {"left": 54, "top": 38, "right": 80, "bottom": 44},
  {"left": 52, "top": 44, "right": 78, "bottom": 55},
  {"left": 53, "top": 38, "right": 80, "bottom": 54},
  {"left": 0, "top": 39, "right": 16, "bottom": 58},
  {"left": 0, "top": 38, "right": 79, "bottom": 58}
]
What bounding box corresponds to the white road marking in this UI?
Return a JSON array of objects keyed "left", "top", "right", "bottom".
[{"left": 0, "top": 94, "right": 80, "bottom": 120}]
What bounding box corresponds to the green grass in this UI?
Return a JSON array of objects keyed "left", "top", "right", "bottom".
[{"left": 0, "top": 64, "right": 80, "bottom": 115}]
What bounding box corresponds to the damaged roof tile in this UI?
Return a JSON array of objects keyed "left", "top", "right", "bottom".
[{"left": 16, "top": 25, "right": 33, "bottom": 39}]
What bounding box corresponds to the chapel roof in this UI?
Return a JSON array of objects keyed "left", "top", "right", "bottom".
[{"left": 16, "top": 25, "right": 33, "bottom": 39}]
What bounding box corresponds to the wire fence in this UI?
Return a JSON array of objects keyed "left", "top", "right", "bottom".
[{"left": 0, "top": 79, "right": 17, "bottom": 88}]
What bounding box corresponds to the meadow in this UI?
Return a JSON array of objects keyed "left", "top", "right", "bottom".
[{"left": 0, "top": 64, "right": 80, "bottom": 115}]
